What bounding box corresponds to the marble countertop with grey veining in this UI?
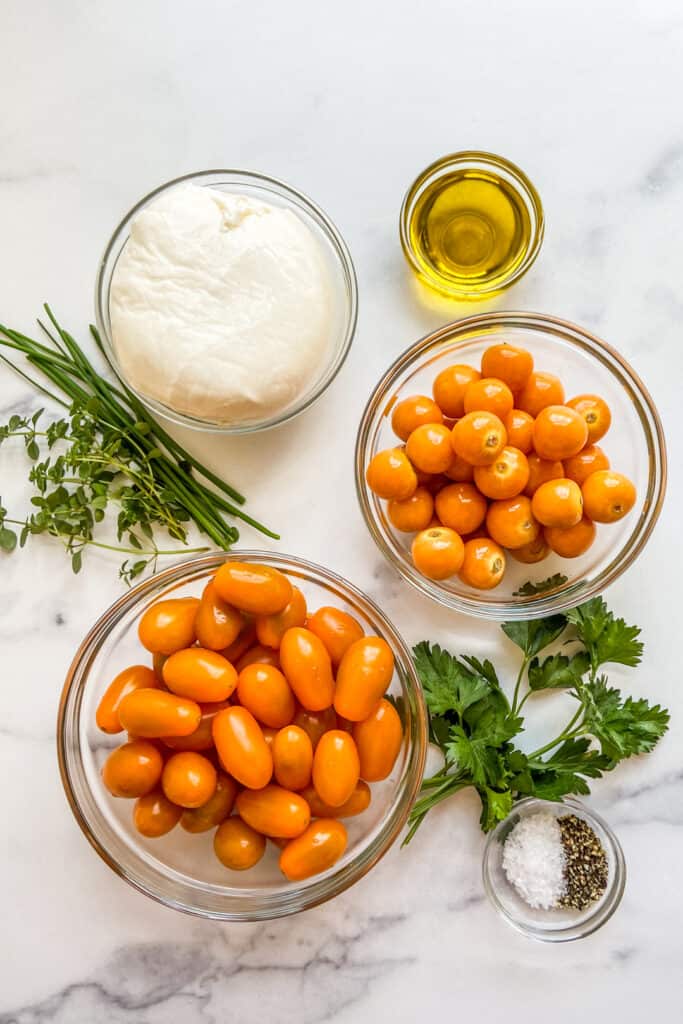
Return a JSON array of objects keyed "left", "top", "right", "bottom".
[{"left": 1, "top": 1, "right": 682, "bottom": 1021}]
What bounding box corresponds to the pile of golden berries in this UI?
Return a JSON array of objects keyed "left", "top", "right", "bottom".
[{"left": 365, "top": 343, "right": 636, "bottom": 589}]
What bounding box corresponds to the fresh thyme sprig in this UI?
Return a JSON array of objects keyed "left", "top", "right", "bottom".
[
  {"left": 405, "top": 596, "right": 669, "bottom": 842},
  {"left": 0, "top": 306, "right": 278, "bottom": 582}
]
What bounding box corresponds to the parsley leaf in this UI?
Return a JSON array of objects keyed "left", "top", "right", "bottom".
[
  {"left": 581, "top": 677, "right": 670, "bottom": 758},
  {"left": 413, "top": 642, "right": 490, "bottom": 717},
  {"left": 461, "top": 655, "right": 501, "bottom": 690},
  {"left": 501, "top": 614, "right": 567, "bottom": 658},
  {"left": 566, "top": 597, "right": 643, "bottom": 667},
  {"left": 513, "top": 574, "right": 569, "bottom": 596},
  {"left": 479, "top": 788, "right": 514, "bottom": 831},
  {"left": 528, "top": 738, "right": 613, "bottom": 799},
  {"left": 528, "top": 651, "right": 590, "bottom": 691}
]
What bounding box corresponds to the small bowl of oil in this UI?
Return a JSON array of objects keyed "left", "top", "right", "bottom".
[{"left": 400, "top": 151, "right": 544, "bottom": 300}]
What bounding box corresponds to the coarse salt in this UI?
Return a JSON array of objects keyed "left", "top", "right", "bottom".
[{"left": 502, "top": 811, "right": 566, "bottom": 909}]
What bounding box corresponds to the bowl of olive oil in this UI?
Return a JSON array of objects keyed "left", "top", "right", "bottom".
[{"left": 400, "top": 151, "right": 544, "bottom": 300}]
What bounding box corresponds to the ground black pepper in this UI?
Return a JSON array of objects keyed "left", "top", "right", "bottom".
[{"left": 557, "top": 814, "right": 608, "bottom": 910}]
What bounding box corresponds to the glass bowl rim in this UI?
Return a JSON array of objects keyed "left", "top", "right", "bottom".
[
  {"left": 481, "top": 796, "right": 627, "bottom": 942},
  {"left": 399, "top": 150, "right": 545, "bottom": 298},
  {"left": 354, "top": 310, "right": 668, "bottom": 620},
  {"left": 57, "top": 550, "right": 427, "bottom": 921},
  {"left": 94, "top": 168, "right": 359, "bottom": 434}
]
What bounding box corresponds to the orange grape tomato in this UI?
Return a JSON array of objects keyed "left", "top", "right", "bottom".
[
  {"left": 212, "top": 706, "right": 273, "bottom": 789},
  {"left": 481, "top": 343, "right": 534, "bottom": 391},
  {"left": 301, "top": 781, "right": 371, "bottom": 819},
  {"left": 118, "top": 689, "right": 201, "bottom": 738},
  {"left": 236, "top": 784, "right": 311, "bottom": 838},
  {"left": 432, "top": 364, "right": 481, "bottom": 418},
  {"left": 503, "top": 409, "right": 534, "bottom": 454},
  {"left": 412, "top": 526, "right": 465, "bottom": 580},
  {"left": 365, "top": 447, "right": 418, "bottom": 500},
  {"left": 458, "top": 538, "right": 506, "bottom": 590},
  {"left": 567, "top": 394, "right": 612, "bottom": 444},
  {"left": 532, "top": 405, "right": 589, "bottom": 461},
  {"left": 255, "top": 586, "right": 307, "bottom": 649},
  {"left": 236, "top": 663, "right": 296, "bottom": 729},
  {"left": 138, "top": 597, "right": 200, "bottom": 655},
  {"left": 214, "top": 817, "right": 266, "bottom": 870},
  {"left": 221, "top": 622, "right": 257, "bottom": 664},
  {"left": 531, "top": 478, "right": 583, "bottom": 529},
  {"left": 194, "top": 580, "right": 244, "bottom": 651},
  {"left": 509, "top": 536, "right": 550, "bottom": 564},
  {"left": 544, "top": 516, "right": 597, "bottom": 557},
  {"left": 279, "top": 820, "right": 348, "bottom": 881},
  {"left": 180, "top": 772, "right": 239, "bottom": 833},
  {"left": 443, "top": 452, "right": 475, "bottom": 482},
  {"left": 434, "top": 482, "right": 487, "bottom": 535},
  {"left": 161, "top": 751, "right": 217, "bottom": 808},
  {"left": 451, "top": 411, "right": 507, "bottom": 466},
  {"left": 101, "top": 740, "right": 163, "bottom": 798},
  {"left": 162, "top": 648, "right": 238, "bottom": 703},
  {"left": 307, "top": 607, "right": 364, "bottom": 667},
  {"left": 235, "top": 644, "right": 281, "bottom": 672},
  {"left": 96, "top": 665, "right": 158, "bottom": 734},
  {"left": 352, "top": 698, "right": 403, "bottom": 782},
  {"left": 391, "top": 394, "right": 443, "bottom": 441},
  {"left": 279, "top": 627, "right": 335, "bottom": 711},
  {"left": 473, "top": 447, "right": 530, "bottom": 500},
  {"left": 162, "top": 700, "right": 230, "bottom": 752},
  {"left": 292, "top": 706, "right": 338, "bottom": 749},
  {"left": 524, "top": 453, "right": 565, "bottom": 497},
  {"left": 133, "top": 789, "right": 182, "bottom": 838},
  {"left": 405, "top": 423, "right": 455, "bottom": 475},
  {"left": 334, "top": 637, "right": 395, "bottom": 721},
  {"left": 463, "top": 377, "right": 514, "bottom": 419},
  {"left": 213, "top": 562, "right": 293, "bottom": 616},
  {"left": 563, "top": 444, "right": 610, "bottom": 486},
  {"left": 272, "top": 725, "right": 313, "bottom": 790},
  {"left": 517, "top": 371, "right": 565, "bottom": 417},
  {"left": 486, "top": 495, "right": 540, "bottom": 549},
  {"left": 581, "top": 470, "right": 636, "bottom": 523},
  {"left": 312, "top": 730, "right": 360, "bottom": 807},
  {"left": 387, "top": 487, "right": 434, "bottom": 533}
]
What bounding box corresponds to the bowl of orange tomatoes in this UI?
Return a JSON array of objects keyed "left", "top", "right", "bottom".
[
  {"left": 356, "top": 312, "right": 666, "bottom": 619},
  {"left": 58, "top": 552, "right": 427, "bottom": 920}
]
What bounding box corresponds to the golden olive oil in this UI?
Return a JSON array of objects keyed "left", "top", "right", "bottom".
[{"left": 407, "top": 167, "right": 535, "bottom": 297}]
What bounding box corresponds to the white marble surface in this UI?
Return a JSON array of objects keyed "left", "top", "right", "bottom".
[{"left": 1, "top": 1, "right": 682, "bottom": 1020}]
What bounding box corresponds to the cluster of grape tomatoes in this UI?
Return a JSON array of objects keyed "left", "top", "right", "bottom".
[
  {"left": 97, "top": 562, "right": 402, "bottom": 882},
  {"left": 365, "top": 342, "right": 637, "bottom": 589}
]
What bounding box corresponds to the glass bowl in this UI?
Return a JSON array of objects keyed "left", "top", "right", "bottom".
[
  {"left": 57, "top": 552, "right": 427, "bottom": 921},
  {"left": 94, "top": 170, "right": 358, "bottom": 433},
  {"left": 399, "top": 151, "right": 544, "bottom": 299},
  {"left": 355, "top": 311, "right": 667, "bottom": 620},
  {"left": 482, "top": 797, "right": 626, "bottom": 942}
]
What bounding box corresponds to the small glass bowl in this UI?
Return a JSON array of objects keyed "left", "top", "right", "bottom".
[
  {"left": 482, "top": 797, "right": 626, "bottom": 942},
  {"left": 399, "top": 151, "right": 544, "bottom": 299},
  {"left": 355, "top": 311, "right": 667, "bottom": 620},
  {"left": 94, "top": 170, "right": 358, "bottom": 434},
  {"left": 57, "top": 552, "right": 427, "bottom": 921}
]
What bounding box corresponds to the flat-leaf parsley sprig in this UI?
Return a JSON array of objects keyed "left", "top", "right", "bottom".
[
  {"left": 405, "top": 596, "right": 669, "bottom": 842},
  {"left": 0, "top": 306, "right": 278, "bottom": 582}
]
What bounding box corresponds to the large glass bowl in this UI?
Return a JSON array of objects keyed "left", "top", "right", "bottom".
[
  {"left": 57, "top": 552, "right": 426, "bottom": 921},
  {"left": 355, "top": 312, "right": 666, "bottom": 620},
  {"left": 94, "top": 170, "right": 358, "bottom": 433}
]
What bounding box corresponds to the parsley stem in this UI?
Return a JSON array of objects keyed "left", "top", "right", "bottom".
[
  {"left": 528, "top": 706, "right": 585, "bottom": 760},
  {"left": 511, "top": 655, "right": 530, "bottom": 714}
]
